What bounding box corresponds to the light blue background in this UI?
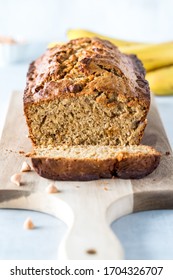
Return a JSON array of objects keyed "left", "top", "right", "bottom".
[
  {"left": 1, "top": 209, "right": 173, "bottom": 259},
  {"left": 0, "top": 0, "right": 173, "bottom": 42}
]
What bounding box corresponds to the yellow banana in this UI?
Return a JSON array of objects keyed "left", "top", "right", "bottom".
[
  {"left": 67, "top": 29, "right": 173, "bottom": 71},
  {"left": 146, "top": 66, "right": 173, "bottom": 95},
  {"left": 67, "top": 29, "right": 146, "bottom": 47},
  {"left": 120, "top": 41, "right": 173, "bottom": 71},
  {"left": 48, "top": 31, "right": 173, "bottom": 95},
  {"left": 47, "top": 42, "right": 64, "bottom": 48}
]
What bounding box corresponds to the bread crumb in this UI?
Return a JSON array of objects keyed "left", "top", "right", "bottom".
[
  {"left": 19, "top": 150, "right": 25, "bottom": 154},
  {"left": 104, "top": 187, "right": 108, "bottom": 191},
  {"left": 23, "top": 217, "right": 35, "bottom": 230},
  {"left": 25, "top": 152, "right": 30, "bottom": 158},
  {"left": 20, "top": 161, "right": 31, "bottom": 172},
  {"left": 10, "top": 173, "right": 21, "bottom": 186},
  {"left": 46, "top": 183, "right": 59, "bottom": 194},
  {"left": 5, "top": 149, "right": 13, "bottom": 153},
  {"left": 86, "top": 249, "right": 97, "bottom": 255}
]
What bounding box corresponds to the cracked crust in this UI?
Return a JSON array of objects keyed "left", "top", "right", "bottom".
[
  {"left": 24, "top": 37, "right": 150, "bottom": 147},
  {"left": 24, "top": 37, "right": 149, "bottom": 107}
]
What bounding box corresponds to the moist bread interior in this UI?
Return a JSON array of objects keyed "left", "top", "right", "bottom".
[{"left": 24, "top": 37, "right": 150, "bottom": 148}]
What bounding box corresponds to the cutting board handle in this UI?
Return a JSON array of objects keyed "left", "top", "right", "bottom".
[{"left": 58, "top": 208, "right": 124, "bottom": 260}]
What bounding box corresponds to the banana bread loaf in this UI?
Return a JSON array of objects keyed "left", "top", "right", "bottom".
[
  {"left": 24, "top": 37, "right": 150, "bottom": 147},
  {"left": 30, "top": 145, "right": 160, "bottom": 181}
]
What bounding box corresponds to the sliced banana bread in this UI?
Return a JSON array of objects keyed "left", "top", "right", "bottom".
[
  {"left": 24, "top": 37, "right": 150, "bottom": 147},
  {"left": 30, "top": 145, "right": 160, "bottom": 181}
]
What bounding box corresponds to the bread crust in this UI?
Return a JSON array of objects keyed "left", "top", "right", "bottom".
[
  {"left": 31, "top": 148, "right": 160, "bottom": 181},
  {"left": 24, "top": 37, "right": 150, "bottom": 108},
  {"left": 23, "top": 38, "right": 159, "bottom": 181},
  {"left": 23, "top": 37, "right": 150, "bottom": 148}
]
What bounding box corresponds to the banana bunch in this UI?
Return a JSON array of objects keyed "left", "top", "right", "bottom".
[
  {"left": 146, "top": 66, "right": 173, "bottom": 95},
  {"left": 48, "top": 42, "right": 63, "bottom": 48},
  {"left": 66, "top": 29, "right": 173, "bottom": 96},
  {"left": 67, "top": 29, "right": 147, "bottom": 47},
  {"left": 120, "top": 42, "right": 173, "bottom": 72}
]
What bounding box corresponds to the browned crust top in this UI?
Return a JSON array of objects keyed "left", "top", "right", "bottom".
[{"left": 24, "top": 37, "right": 150, "bottom": 108}]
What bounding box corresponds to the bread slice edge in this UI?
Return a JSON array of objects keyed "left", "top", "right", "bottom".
[{"left": 28, "top": 145, "right": 161, "bottom": 181}]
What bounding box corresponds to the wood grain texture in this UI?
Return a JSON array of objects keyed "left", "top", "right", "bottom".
[
  {"left": 133, "top": 95, "right": 173, "bottom": 212},
  {"left": 0, "top": 92, "right": 172, "bottom": 260}
]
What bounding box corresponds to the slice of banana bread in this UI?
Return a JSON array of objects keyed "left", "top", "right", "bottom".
[
  {"left": 30, "top": 145, "right": 160, "bottom": 181},
  {"left": 24, "top": 37, "right": 150, "bottom": 147}
]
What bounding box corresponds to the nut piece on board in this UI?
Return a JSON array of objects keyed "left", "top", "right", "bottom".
[
  {"left": 23, "top": 217, "right": 35, "bottom": 230},
  {"left": 20, "top": 161, "right": 31, "bottom": 172},
  {"left": 10, "top": 173, "right": 21, "bottom": 186},
  {"left": 45, "top": 183, "right": 59, "bottom": 194}
]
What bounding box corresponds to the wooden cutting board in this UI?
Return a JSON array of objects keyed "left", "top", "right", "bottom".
[{"left": 0, "top": 92, "right": 173, "bottom": 260}]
